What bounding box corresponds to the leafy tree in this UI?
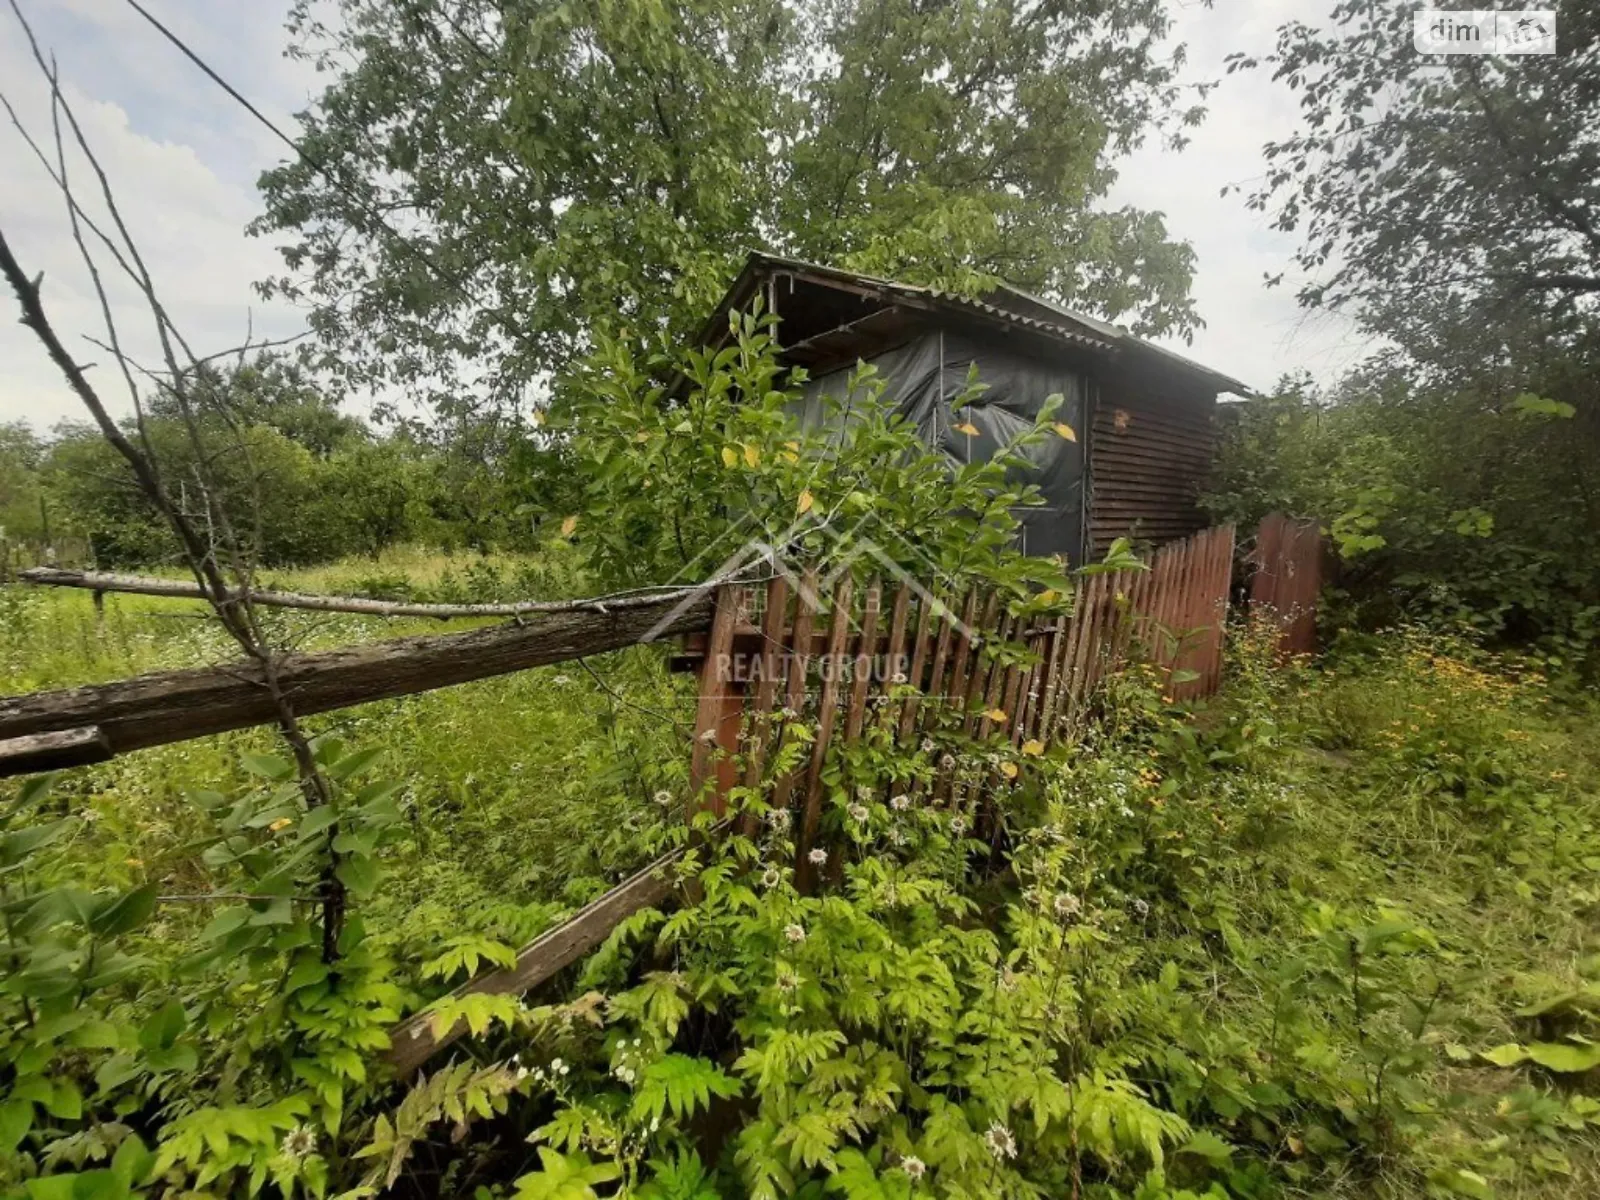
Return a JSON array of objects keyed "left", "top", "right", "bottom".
[
  {"left": 559, "top": 309, "right": 1075, "bottom": 602},
  {"left": 1216, "top": 1, "right": 1600, "bottom": 673},
  {"left": 1233, "top": 0, "right": 1600, "bottom": 390},
  {"left": 254, "top": 0, "right": 1205, "bottom": 410},
  {"left": 0, "top": 421, "right": 47, "bottom": 543},
  {"left": 147, "top": 354, "right": 368, "bottom": 457},
  {"left": 1207, "top": 376, "right": 1600, "bottom": 675},
  {"left": 421, "top": 410, "right": 534, "bottom": 554},
  {"left": 323, "top": 436, "right": 438, "bottom": 559},
  {"left": 46, "top": 420, "right": 344, "bottom": 568}
]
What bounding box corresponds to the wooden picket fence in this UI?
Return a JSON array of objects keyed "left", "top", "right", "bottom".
[
  {"left": 1, "top": 518, "right": 1293, "bottom": 1075},
  {"left": 676, "top": 524, "right": 1239, "bottom": 839}
]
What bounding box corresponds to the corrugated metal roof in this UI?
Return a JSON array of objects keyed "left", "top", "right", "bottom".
[
  {"left": 986, "top": 281, "right": 1252, "bottom": 396},
  {"left": 714, "top": 252, "right": 1250, "bottom": 397}
]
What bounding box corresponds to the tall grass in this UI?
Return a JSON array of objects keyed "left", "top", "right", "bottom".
[{"left": 0, "top": 549, "right": 697, "bottom": 941}]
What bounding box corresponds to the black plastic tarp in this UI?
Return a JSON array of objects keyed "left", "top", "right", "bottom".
[{"left": 793, "top": 330, "right": 1087, "bottom": 562}]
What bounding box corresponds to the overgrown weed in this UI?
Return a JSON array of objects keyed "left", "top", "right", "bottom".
[{"left": 3, "top": 568, "right": 1598, "bottom": 1198}]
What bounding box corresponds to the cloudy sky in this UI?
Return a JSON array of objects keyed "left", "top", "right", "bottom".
[{"left": 0, "top": 0, "right": 1368, "bottom": 430}]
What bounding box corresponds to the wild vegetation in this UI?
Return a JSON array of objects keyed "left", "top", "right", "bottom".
[
  {"left": 3, "top": 316, "right": 1599, "bottom": 1199},
  {"left": 0, "top": 358, "right": 551, "bottom": 569},
  {"left": 4, "top": 557, "right": 1600, "bottom": 1199},
  {"left": 3, "top": 0, "right": 1599, "bottom": 1197}
]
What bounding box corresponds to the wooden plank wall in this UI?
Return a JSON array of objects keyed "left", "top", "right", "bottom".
[
  {"left": 1087, "top": 393, "right": 1214, "bottom": 558},
  {"left": 1248, "top": 512, "right": 1321, "bottom": 657}
]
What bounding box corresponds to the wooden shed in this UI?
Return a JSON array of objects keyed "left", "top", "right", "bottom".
[{"left": 698, "top": 253, "right": 1249, "bottom": 566}]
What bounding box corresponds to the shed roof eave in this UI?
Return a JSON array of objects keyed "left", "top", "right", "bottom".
[{"left": 699, "top": 251, "right": 1252, "bottom": 397}]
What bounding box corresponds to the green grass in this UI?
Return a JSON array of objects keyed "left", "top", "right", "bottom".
[
  {"left": 4, "top": 558, "right": 1598, "bottom": 1197},
  {"left": 0, "top": 550, "right": 696, "bottom": 949},
  {"left": 1134, "top": 626, "right": 1600, "bottom": 1196}
]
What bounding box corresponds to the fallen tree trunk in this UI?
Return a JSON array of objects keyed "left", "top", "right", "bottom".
[
  {"left": 18, "top": 566, "right": 710, "bottom": 621},
  {"left": 0, "top": 590, "right": 714, "bottom": 772},
  {"left": 0, "top": 727, "right": 112, "bottom": 774}
]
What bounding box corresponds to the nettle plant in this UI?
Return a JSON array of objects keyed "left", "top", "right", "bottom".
[{"left": 0, "top": 738, "right": 408, "bottom": 1199}]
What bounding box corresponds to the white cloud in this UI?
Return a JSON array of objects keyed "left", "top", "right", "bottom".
[
  {"left": 0, "top": 0, "right": 312, "bottom": 429},
  {"left": 1107, "top": 0, "right": 1375, "bottom": 394}
]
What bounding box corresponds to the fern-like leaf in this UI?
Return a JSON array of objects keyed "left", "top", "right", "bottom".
[{"left": 631, "top": 1054, "right": 742, "bottom": 1124}]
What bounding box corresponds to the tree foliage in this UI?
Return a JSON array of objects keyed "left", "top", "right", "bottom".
[
  {"left": 0, "top": 422, "right": 48, "bottom": 543},
  {"left": 1207, "top": 374, "right": 1600, "bottom": 676},
  {"left": 1213, "top": 0, "right": 1600, "bottom": 674},
  {"left": 254, "top": 0, "right": 1206, "bottom": 410},
  {"left": 1232, "top": 0, "right": 1600, "bottom": 389},
  {"left": 22, "top": 354, "right": 561, "bottom": 567}
]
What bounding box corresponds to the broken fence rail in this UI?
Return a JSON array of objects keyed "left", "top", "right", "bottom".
[
  {"left": 17, "top": 567, "right": 719, "bottom": 622},
  {"left": 0, "top": 589, "right": 716, "bottom": 775}
]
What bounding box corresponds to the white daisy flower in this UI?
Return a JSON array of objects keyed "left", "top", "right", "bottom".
[
  {"left": 784, "top": 923, "right": 806, "bottom": 943},
  {"left": 807, "top": 848, "right": 828, "bottom": 865},
  {"left": 984, "top": 1122, "right": 1017, "bottom": 1160},
  {"left": 281, "top": 1125, "right": 317, "bottom": 1161}
]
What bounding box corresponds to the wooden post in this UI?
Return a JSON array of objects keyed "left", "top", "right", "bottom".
[
  {"left": 797, "top": 575, "right": 853, "bottom": 890},
  {"left": 688, "top": 585, "right": 744, "bottom": 821},
  {"left": 741, "top": 576, "right": 791, "bottom": 799},
  {"left": 843, "top": 578, "right": 881, "bottom": 742},
  {"left": 769, "top": 569, "right": 819, "bottom": 818},
  {"left": 895, "top": 593, "right": 935, "bottom": 742}
]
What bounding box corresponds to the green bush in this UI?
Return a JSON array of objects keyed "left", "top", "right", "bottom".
[{"left": 1207, "top": 381, "right": 1600, "bottom": 679}]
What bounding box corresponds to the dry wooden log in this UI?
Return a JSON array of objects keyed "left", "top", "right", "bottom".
[
  {"left": 0, "top": 726, "right": 111, "bottom": 773},
  {"left": 18, "top": 566, "right": 714, "bottom": 622},
  {"left": 0, "top": 591, "right": 715, "bottom": 774}
]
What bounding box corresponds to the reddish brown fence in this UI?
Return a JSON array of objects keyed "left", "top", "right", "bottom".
[
  {"left": 678, "top": 524, "right": 1239, "bottom": 829},
  {"left": 1249, "top": 513, "right": 1322, "bottom": 656},
  {"left": 2, "top": 520, "right": 1250, "bottom": 1074}
]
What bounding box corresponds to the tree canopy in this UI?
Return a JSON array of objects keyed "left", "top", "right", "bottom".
[
  {"left": 1233, "top": 0, "right": 1600, "bottom": 392},
  {"left": 253, "top": 0, "right": 1207, "bottom": 412}
]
